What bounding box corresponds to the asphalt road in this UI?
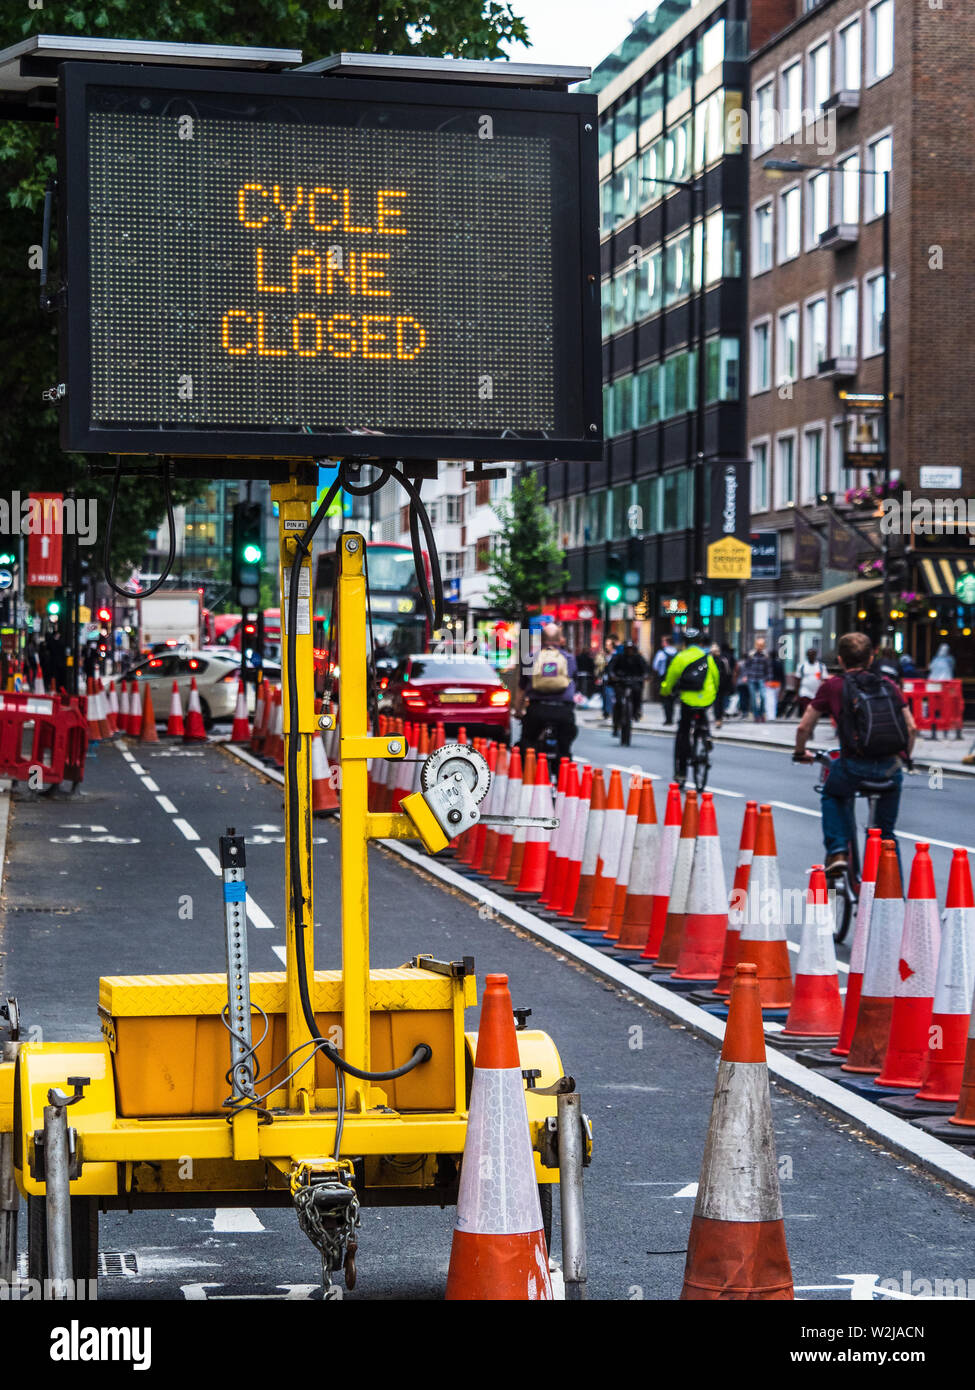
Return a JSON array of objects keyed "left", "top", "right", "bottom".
[{"left": 2, "top": 736, "right": 975, "bottom": 1301}]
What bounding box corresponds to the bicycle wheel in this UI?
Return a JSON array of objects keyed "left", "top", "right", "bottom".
[
  {"left": 619, "top": 694, "right": 632, "bottom": 747},
  {"left": 691, "top": 720, "right": 710, "bottom": 793},
  {"left": 833, "top": 874, "right": 855, "bottom": 944}
]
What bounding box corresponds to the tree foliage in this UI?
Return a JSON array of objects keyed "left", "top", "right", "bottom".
[
  {"left": 485, "top": 472, "right": 567, "bottom": 620},
  {"left": 0, "top": 1, "right": 530, "bottom": 565}
]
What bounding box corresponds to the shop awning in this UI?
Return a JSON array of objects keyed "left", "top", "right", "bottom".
[
  {"left": 918, "top": 555, "right": 975, "bottom": 598},
  {"left": 784, "top": 578, "right": 881, "bottom": 614}
]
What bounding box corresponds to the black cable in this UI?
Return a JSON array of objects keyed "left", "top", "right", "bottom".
[
  {"left": 284, "top": 464, "right": 434, "bottom": 1086},
  {"left": 103, "top": 456, "right": 177, "bottom": 600}
]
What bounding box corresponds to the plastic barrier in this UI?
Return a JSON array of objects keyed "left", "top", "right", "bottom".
[
  {"left": 902, "top": 678, "right": 964, "bottom": 739},
  {"left": 0, "top": 691, "right": 89, "bottom": 787}
]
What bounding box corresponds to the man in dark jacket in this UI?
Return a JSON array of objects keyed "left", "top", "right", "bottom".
[{"left": 606, "top": 641, "right": 649, "bottom": 726}]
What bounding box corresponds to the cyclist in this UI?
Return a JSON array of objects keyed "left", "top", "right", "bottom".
[
  {"left": 659, "top": 628, "right": 719, "bottom": 787},
  {"left": 793, "top": 631, "right": 916, "bottom": 878},
  {"left": 606, "top": 640, "right": 649, "bottom": 734},
  {"left": 514, "top": 621, "right": 578, "bottom": 762}
]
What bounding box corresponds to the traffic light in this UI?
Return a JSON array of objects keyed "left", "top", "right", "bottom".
[
  {"left": 603, "top": 552, "right": 624, "bottom": 605},
  {"left": 232, "top": 501, "right": 264, "bottom": 608},
  {"left": 96, "top": 607, "right": 112, "bottom": 624},
  {"left": 47, "top": 587, "right": 64, "bottom": 619},
  {"left": 0, "top": 551, "right": 15, "bottom": 566}
]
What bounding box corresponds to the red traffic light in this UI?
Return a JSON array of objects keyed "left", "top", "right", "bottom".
[{"left": 96, "top": 607, "right": 112, "bottom": 623}]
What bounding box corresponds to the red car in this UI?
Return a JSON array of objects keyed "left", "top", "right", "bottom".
[{"left": 384, "top": 654, "right": 511, "bottom": 741}]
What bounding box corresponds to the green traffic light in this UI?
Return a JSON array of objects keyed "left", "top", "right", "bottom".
[
  {"left": 0, "top": 553, "right": 15, "bottom": 566},
  {"left": 47, "top": 601, "right": 61, "bottom": 617},
  {"left": 603, "top": 583, "right": 622, "bottom": 603},
  {"left": 242, "top": 543, "right": 263, "bottom": 565}
]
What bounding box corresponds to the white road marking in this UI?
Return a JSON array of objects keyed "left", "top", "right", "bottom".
[
  {"left": 60, "top": 823, "right": 107, "bottom": 832},
  {"left": 245, "top": 896, "right": 276, "bottom": 931},
  {"left": 141, "top": 776, "right": 160, "bottom": 792},
  {"left": 156, "top": 795, "right": 178, "bottom": 815},
  {"left": 271, "top": 944, "right": 287, "bottom": 964},
  {"left": 195, "top": 846, "right": 277, "bottom": 931},
  {"left": 182, "top": 1283, "right": 319, "bottom": 1300},
  {"left": 172, "top": 817, "right": 200, "bottom": 842},
  {"left": 129, "top": 762, "right": 146, "bottom": 776},
  {"left": 196, "top": 848, "right": 221, "bottom": 876},
  {"left": 671, "top": 1182, "right": 698, "bottom": 1198},
  {"left": 120, "top": 749, "right": 135, "bottom": 763},
  {"left": 212, "top": 1208, "right": 265, "bottom": 1233},
  {"left": 50, "top": 834, "right": 139, "bottom": 845}
]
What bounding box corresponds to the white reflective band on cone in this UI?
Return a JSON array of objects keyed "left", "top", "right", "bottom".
[
  {"left": 861, "top": 894, "right": 903, "bottom": 996},
  {"left": 580, "top": 811, "right": 604, "bottom": 877},
  {"left": 696, "top": 1060, "right": 784, "bottom": 1223},
  {"left": 598, "top": 807, "right": 626, "bottom": 879},
  {"left": 628, "top": 822, "right": 659, "bottom": 896},
  {"left": 455, "top": 1068, "right": 544, "bottom": 1236},
  {"left": 686, "top": 834, "right": 726, "bottom": 915},
  {"left": 896, "top": 896, "right": 941, "bottom": 998},
  {"left": 849, "top": 879, "right": 877, "bottom": 974},
  {"left": 795, "top": 900, "right": 840, "bottom": 977},
  {"left": 668, "top": 837, "right": 695, "bottom": 917},
  {"left": 739, "top": 856, "right": 785, "bottom": 943},
  {"left": 936, "top": 906, "right": 975, "bottom": 1017},
  {"left": 616, "top": 806, "right": 639, "bottom": 892}
]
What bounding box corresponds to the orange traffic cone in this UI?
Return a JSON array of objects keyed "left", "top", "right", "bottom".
[
  {"left": 250, "top": 682, "right": 267, "bottom": 755},
  {"left": 557, "top": 765, "right": 592, "bottom": 918},
  {"left": 654, "top": 790, "right": 699, "bottom": 969},
  {"left": 843, "top": 840, "right": 903, "bottom": 1074},
  {"left": 468, "top": 742, "right": 497, "bottom": 873},
  {"left": 641, "top": 782, "right": 682, "bottom": 960},
  {"left": 139, "top": 679, "right": 159, "bottom": 742},
  {"left": 713, "top": 801, "right": 758, "bottom": 996},
  {"left": 680, "top": 963, "right": 794, "bottom": 1300},
  {"left": 33, "top": 671, "right": 45, "bottom": 695},
  {"left": 85, "top": 687, "right": 103, "bottom": 744},
  {"left": 506, "top": 747, "right": 536, "bottom": 887},
  {"left": 166, "top": 680, "right": 185, "bottom": 739},
  {"left": 127, "top": 675, "right": 143, "bottom": 738},
  {"left": 491, "top": 746, "right": 522, "bottom": 883},
  {"left": 184, "top": 676, "right": 207, "bottom": 742},
  {"left": 517, "top": 754, "right": 554, "bottom": 895},
  {"left": 570, "top": 768, "right": 607, "bottom": 923},
  {"left": 832, "top": 828, "right": 883, "bottom": 1056},
  {"left": 781, "top": 866, "right": 843, "bottom": 1037},
  {"left": 735, "top": 805, "right": 793, "bottom": 1010},
  {"left": 231, "top": 680, "right": 250, "bottom": 743},
  {"left": 538, "top": 759, "right": 570, "bottom": 905},
  {"left": 105, "top": 680, "right": 120, "bottom": 737},
  {"left": 118, "top": 679, "right": 130, "bottom": 734},
  {"left": 585, "top": 769, "right": 627, "bottom": 931},
  {"left": 876, "top": 843, "right": 941, "bottom": 1089},
  {"left": 673, "top": 792, "right": 728, "bottom": 980},
  {"left": 606, "top": 775, "right": 643, "bottom": 941},
  {"left": 311, "top": 719, "right": 340, "bottom": 816},
  {"left": 615, "top": 779, "right": 659, "bottom": 951},
  {"left": 917, "top": 850, "right": 975, "bottom": 1102},
  {"left": 445, "top": 973, "right": 553, "bottom": 1301},
  {"left": 480, "top": 744, "right": 508, "bottom": 877}
]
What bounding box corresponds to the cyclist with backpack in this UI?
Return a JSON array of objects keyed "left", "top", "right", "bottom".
[
  {"left": 659, "top": 628, "right": 720, "bottom": 786},
  {"left": 515, "top": 622, "right": 578, "bottom": 761},
  {"left": 793, "top": 631, "right": 916, "bottom": 878},
  {"left": 606, "top": 640, "right": 650, "bottom": 731}
]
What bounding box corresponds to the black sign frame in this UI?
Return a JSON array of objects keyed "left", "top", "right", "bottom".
[{"left": 57, "top": 62, "right": 602, "bottom": 464}]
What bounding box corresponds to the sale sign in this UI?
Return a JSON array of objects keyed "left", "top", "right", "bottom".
[{"left": 26, "top": 493, "right": 64, "bottom": 586}]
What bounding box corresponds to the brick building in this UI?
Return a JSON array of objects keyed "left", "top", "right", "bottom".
[{"left": 746, "top": 0, "right": 975, "bottom": 692}]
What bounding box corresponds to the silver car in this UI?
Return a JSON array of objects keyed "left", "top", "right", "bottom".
[{"left": 126, "top": 649, "right": 254, "bottom": 728}]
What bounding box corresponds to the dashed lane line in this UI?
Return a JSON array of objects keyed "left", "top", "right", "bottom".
[
  {"left": 172, "top": 817, "right": 200, "bottom": 842},
  {"left": 140, "top": 775, "right": 160, "bottom": 793},
  {"left": 156, "top": 795, "right": 178, "bottom": 815},
  {"left": 195, "top": 847, "right": 278, "bottom": 931}
]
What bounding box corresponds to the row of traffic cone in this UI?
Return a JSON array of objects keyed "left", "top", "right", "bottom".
[{"left": 247, "top": 681, "right": 338, "bottom": 816}]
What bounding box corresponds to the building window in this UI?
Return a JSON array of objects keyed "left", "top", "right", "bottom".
[
  {"left": 612, "top": 158, "right": 639, "bottom": 227},
  {"left": 600, "top": 178, "right": 614, "bottom": 235},
  {"left": 443, "top": 552, "right": 465, "bottom": 578},
  {"left": 660, "top": 470, "right": 690, "bottom": 532},
  {"left": 754, "top": 79, "right": 775, "bottom": 154},
  {"left": 776, "top": 434, "right": 797, "bottom": 508},
  {"left": 662, "top": 352, "right": 692, "bottom": 418},
  {"left": 701, "top": 19, "right": 725, "bottom": 75},
  {"left": 777, "top": 307, "right": 799, "bottom": 384},
  {"left": 615, "top": 93, "right": 639, "bottom": 147},
  {"left": 612, "top": 264, "right": 637, "bottom": 332},
  {"left": 753, "top": 202, "right": 773, "bottom": 274},
  {"left": 634, "top": 362, "right": 660, "bottom": 427},
  {"left": 751, "top": 440, "right": 770, "bottom": 512},
  {"left": 837, "top": 151, "right": 860, "bottom": 223},
  {"left": 864, "top": 271, "right": 886, "bottom": 356},
  {"left": 838, "top": 17, "right": 862, "bottom": 90},
  {"left": 803, "top": 426, "right": 825, "bottom": 501},
  {"left": 664, "top": 116, "right": 692, "bottom": 183},
  {"left": 781, "top": 61, "right": 802, "bottom": 138},
  {"left": 475, "top": 536, "right": 492, "bottom": 572},
  {"left": 809, "top": 40, "right": 830, "bottom": 116},
  {"left": 444, "top": 494, "right": 465, "bottom": 524},
  {"left": 751, "top": 320, "right": 771, "bottom": 394},
  {"left": 706, "top": 337, "right": 740, "bottom": 403},
  {"left": 635, "top": 248, "right": 662, "bottom": 319},
  {"left": 639, "top": 140, "right": 662, "bottom": 204},
  {"left": 867, "top": 0, "right": 894, "bottom": 83},
  {"left": 808, "top": 170, "right": 830, "bottom": 247},
  {"left": 612, "top": 375, "right": 633, "bottom": 435},
  {"left": 640, "top": 71, "right": 665, "bottom": 124},
  {"left": 866, "top": 134, "right": 892, "bottom": 218},
  {"left": 670, "top": 47, "right": 694, "bottom": 102},
  {"left": 583, "top": 492, "right": 606, "bottom": 544},
  {"left": 804, "top": 297, "right": 828, "bottom": 376},
  {"left": 833, "top": 418, "right": 856, "bottom": 495},
  {"left": 778, "top": 186, "right": 801, "bottom": 262},
  {"left": 601, "top": 277, "right": 614, "bottom": 337},
  {"left": 664, "top": 230, "right": 693, "bottom": 305},
  {"left": 833, "top": 284, "right": 858, "bottom": 358},
  {"left": 599, "top": 114, "right": 614, "bottom": 160}
]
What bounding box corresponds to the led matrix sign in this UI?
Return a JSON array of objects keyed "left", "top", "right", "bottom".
[{"left": 59, "top": 65, "right": 601, "bottom": 461}]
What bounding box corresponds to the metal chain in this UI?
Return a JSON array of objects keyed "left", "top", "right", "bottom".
[{"left": 293, "top": 1175, "right": 360, "bottom": 1293}]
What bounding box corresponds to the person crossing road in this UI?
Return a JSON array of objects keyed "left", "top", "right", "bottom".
[{"left": 659, "top": 628, "right": 719, "bottom": 787}]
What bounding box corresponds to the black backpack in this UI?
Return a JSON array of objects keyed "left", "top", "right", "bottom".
[
  {"left": 838, "top": 670, "right": 909, "bottom": 759},
  {"left": 677, "top": 653, "right": 710, "bottom": 693}
]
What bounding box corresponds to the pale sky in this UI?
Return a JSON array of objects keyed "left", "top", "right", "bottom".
[{"left": 504, "top": 0, "right": 652, "bottom": 73}]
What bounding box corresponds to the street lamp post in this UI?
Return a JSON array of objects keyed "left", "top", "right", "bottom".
[{"left": 764, "top": 156, "right": 893, "bottom": 640}]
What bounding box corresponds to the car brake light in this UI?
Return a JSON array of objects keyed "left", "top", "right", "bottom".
[
  {"left": 402, "top": 690, "right": 425, "bottom": 707},
  {"left": 489, "top": 689, "right": 511, "bottom": 706}
]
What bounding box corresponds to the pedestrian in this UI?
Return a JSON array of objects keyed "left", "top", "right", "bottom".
[
  {"left": 743, "top": 637, "right": 772, "bottom": 722},
  {"left": 796, "top": 647, "right": 826, "bottom": 716},
  {"left": 928, "top": 642, "right": 955, "bottom": 679},
  {"left": 606, "top": 639, "right": 650, "bottom": 730},
  {"left": 733, "top": 654, "right": 750, "bottom": 718},
  {"left": 652, "top": 633, "right": 678, "bottom": 725},
  {"left": 899, "top": 650, "right": 917, "bottom": 679},
  {"left": 710, "top": 643, "right": 733, "bottom": 727},
  {"left": 766, "top": 650, "right": 784, "bottom": 720},
  {"left": 872, "top": 644, "right": 902, "bottom": 687},
  {"left": 575, "top": 643, "right": 595, "bottom": 699},
  {"left": 598, "top": 636, "right": 618, "bottom": 721}
]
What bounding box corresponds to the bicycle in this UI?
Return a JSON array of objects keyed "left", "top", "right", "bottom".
[
  {"left": 611, "top": 677, "right": 643, "bottom": 747},
  {"left": 798, "top": 746, "right": 902, "bottom": 944},
  {"left": 675, "top": 707, "right": 712, "bottom": 793}
]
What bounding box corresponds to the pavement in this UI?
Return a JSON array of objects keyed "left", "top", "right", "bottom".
[{"left": 2, "top": 730, "right": 974, "bottom": 1301}]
